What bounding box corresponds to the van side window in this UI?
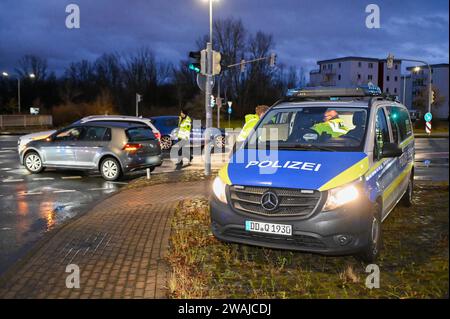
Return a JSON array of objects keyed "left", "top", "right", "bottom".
[
  {"left": 388, "top": 106, "right": 413, "bottom": 142},
  {"left": 375, "top": 108, "right": 390, "bottom": 159},
  {"left": 83, "top": 126, "right": 108, "bottom": 141}
]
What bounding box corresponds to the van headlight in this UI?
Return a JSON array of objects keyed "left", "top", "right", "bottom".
[
  {"left": 212, "top": 176, "right": 228, "bottom": 204},
  {"left": 323, "top": 183, "right": 359, "bottom": 211}
]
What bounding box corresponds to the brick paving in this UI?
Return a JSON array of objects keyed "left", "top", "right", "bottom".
[{"left": 0, "top": 181, "right": 209, "bottom": 298}]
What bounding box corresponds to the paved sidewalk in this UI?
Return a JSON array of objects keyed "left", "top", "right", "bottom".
[{"left": 0, "top": 181, "right": 209, "bottom": 298}]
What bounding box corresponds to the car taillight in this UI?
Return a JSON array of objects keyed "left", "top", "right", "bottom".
[
  {"left": 123, "top": 143, "right": 142, "bottom": 152},
  {"left": 154, "top": 132, "right": 161, "bottom": 140}
]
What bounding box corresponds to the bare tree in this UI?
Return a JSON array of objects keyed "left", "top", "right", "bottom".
[{"left": 16, "top": 55, "right": 48, "bottom": 80}]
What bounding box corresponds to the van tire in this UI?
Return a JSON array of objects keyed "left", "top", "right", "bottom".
[
  {"left": 400, "top": 174, "right": 414, "bottom": 207},
  {"left": 357, "top": 202, "right": 382, "bottom": 263},
  {"left": 100, "top": 157, "right": 122, "bottom": 181}
]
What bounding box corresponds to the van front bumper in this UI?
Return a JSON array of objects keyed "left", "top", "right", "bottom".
[{"left": 210, "top": 195, "right": 373, "bottom": 256}]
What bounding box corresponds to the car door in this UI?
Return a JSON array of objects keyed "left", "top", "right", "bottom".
[
  {"left": 41, "top": 126, "right": 84, "bottom": 166},
  {"left": 372, "top": 106, "right": 399, "bottom": 217},
  {"left": 74, "top": 126, "right": 111, "bottom": 168}
]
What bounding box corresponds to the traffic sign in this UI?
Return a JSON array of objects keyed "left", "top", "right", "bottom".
[
  {"left": 424, "top": 112, "right": 432, "bottom": 122},
  {"left": 425, "top": 121, "right": 432, "bottom": 135}
]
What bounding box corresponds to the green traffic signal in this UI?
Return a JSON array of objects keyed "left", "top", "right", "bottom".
[{"left": 188, "top": 63, "right": 201, "bottom": 73}]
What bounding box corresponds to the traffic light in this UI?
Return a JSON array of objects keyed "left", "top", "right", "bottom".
[
  {"left": 210, "top": 95, "right": 215, "bottom": 108},
  {"left": 269, "top": 53, "right": 277, "bottom": 67},
  {"left": 431, "top": 90, "right": 436, "bottom": 104},
  {"left": 212, "top": 51, "right": 222, "bottom": 76},
  {"left": 188, "top": 50, "right": 206, "bottom": 75}
]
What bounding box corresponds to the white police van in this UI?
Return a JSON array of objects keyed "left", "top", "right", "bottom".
[{"left": 210, "top": 85, "right": 415, "bottom": 261}]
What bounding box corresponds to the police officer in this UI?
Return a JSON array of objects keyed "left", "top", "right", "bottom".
[
  {"left": 175, "top": 109, "right": 193, "bottom": 170},
  {"left": 312, "top": 109, "right": 349, "bottom": 138},
  {"left": 236, "top": 105, "right": 269, "bottom": 142}
]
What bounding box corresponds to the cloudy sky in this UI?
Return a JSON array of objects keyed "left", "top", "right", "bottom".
[{"left": 0, "top": 0, "right": 448, "bottom": 77}]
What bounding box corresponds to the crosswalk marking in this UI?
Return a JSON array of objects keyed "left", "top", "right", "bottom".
[
  {"left": 61, "top": 176, "right": 83, "bottom": 180},
  {"left": 18, "top": 191, "right": 43, "bottom": 196},
  {"left": 53, "top": 190, "right": 76, "bottom": 193},
  {"left": 2, "top": 179, "right": 24, "bottom": 183},
  {"left": 32, "top": 177, "right": 55, "bottom": 181}
]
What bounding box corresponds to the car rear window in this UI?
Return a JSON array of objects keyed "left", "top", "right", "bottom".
[{"left": 126, "top": 127, "right": 156, "bottom": 141}]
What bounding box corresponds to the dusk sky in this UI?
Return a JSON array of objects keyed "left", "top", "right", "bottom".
[{"left": 0, "top": 0, "right": 448, "bottom": 77}]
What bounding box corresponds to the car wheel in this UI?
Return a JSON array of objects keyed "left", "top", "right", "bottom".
[
  {"left": 160, "top": 135, "right": 172, "bottom": 150},
  {"left": 24, "top": 152, "right": 44, "bottom": 174},
  {"left": 214, "top": 135, "right": 226, "bottom": 149},
  {"left": 357, "top": 202, "right": 382, "bottom": 263},
  {"left": 100, "top": 157, "right": 122, "bottom": 181},
  {"left": 400, "top": 174, "right": 414, "bottom": 207}
]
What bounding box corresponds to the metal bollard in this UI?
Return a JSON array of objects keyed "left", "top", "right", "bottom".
[{"left": 146, "top": 168, "right": 151, "bottom": 179}]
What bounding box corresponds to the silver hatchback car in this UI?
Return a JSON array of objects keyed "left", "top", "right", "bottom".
[{"left": 20, "top": 121, "right": 163, "bottom": 181}]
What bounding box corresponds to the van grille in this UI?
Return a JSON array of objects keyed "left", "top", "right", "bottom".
[{"left": 229, "top": 186, "right": 321, "bottom": 217}]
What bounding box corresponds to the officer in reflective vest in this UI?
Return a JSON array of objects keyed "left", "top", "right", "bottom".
[
  {"left": 312, "top": 109, "right": 349, "bottom": 138},
  {"left": 236, "top": 105, "right": 269, "bottom": 143},
  {"left": 175, "top": 109, "right": 193, "bottom": 170}
]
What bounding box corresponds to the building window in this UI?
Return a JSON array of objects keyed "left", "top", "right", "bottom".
[
  {"left": 386, "top": 88, "right": 390, "bottom": 93},
  {"left": 394, "top": 76, "right": 398, "bottom": 82},
  {"left": 386, "top": 76, "right": 390, "bottom": 82},
  {"left": 368, "top": 74, "right": 373, "bottom": 80},
  {"left": 368, "top": 63, "right": 373, "bottom": 69},
  {"left": 323, "top": 65, "right": 326, "bottom": 70},
  {"left": 394, "top": 88, "right": 397, "bottom": 94},
  {"left": 395, "top": 64, "right": 398, "bottom": 70},
  {"left": 338, "top": 63, "right": 341, "bottom": 68},
  {"left": 358, "top": 62, "right": 362, "bottom": 67},
  {"left": 357, "top": 74, "right": 361, "bottom": 80},
  {"left": 338, "top": 74, "right": 341, "bottom": 81}
]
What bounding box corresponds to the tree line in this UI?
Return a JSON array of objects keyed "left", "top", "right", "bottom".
[{"left": 0, "top": 18, "right": 306, "bottom": 125}]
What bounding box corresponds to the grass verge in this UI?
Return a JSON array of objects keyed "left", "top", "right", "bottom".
[{"left": 167, "top": 183, "right": 449, "bottom": 298}]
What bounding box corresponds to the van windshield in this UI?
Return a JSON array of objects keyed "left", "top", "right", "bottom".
[{"left": 246, "top": 107, "right": 368, "bottom": 152}]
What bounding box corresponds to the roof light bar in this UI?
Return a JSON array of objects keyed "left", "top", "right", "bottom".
[{"left": 286, "top": 83, "right": 382, "bottom": 98}]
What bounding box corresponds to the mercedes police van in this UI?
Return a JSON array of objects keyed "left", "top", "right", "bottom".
[{"left": 210, "top": 85, "right": 415, "bottom": 262}]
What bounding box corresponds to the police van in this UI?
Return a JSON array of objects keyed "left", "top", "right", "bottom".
[{"left": 210, "top": 85, "right": 415, "bottom": 262}]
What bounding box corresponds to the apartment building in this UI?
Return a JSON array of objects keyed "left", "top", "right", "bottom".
[
  {"left": 402, "top": 63, "right": 449, "bottom": 119},
  {"left": 309, "top": 56, "right": 402, "bottom": 95}
]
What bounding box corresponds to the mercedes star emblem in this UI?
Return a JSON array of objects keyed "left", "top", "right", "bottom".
[{"left": 261, "top": 191, "right": 279, "bottom": 211}]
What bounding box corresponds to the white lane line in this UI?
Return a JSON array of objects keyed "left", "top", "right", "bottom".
[
  {"left": 107, "top": 181, "right": 128, "bottom": 185},
  {"left": 61, "top": 176, "right": 83, "bottom": 180},
  {"left": 2, "top": 147, "right": 17, "bottom": 150},
  {"left": 0, "top": 168, "right": 13, "bottom": 171},
  {"left": 88, "top": 187, "right": 112, "bottom": 191},
  {"left": 32, "top": 177, "right": 55, "bottom": 181},
  {"left": 2, "top": 179, "right": 24, "bottom": 183},
  {"left": 18, "top": 191, "right": 43, "bottom": 196},
  {"left": 0, "top": 150, "right": 14, "bottom": 153},
  {"left": 53, "top": 189, "right": 76, "bottom": 193}
]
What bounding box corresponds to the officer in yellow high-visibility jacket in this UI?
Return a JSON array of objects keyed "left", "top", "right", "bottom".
[
  {"left": 236, "top": 105, "right": 269, "bottom": 143},
  {"left": 175, "top": 109, "right": 193, "bottom": 170},
  {"left": 311, "top": 110, "right": 349, "bottom": 138}
]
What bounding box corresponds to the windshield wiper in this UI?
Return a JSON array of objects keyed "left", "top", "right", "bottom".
[{"left": 278, "top": 143, "right": 337, "bottom": 152}]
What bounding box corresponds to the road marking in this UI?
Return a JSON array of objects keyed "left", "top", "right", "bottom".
[
  {"left": 107, "top": 181, "right": 128, "bottom": 185},
  {"left": 0, "top": 150, "right": 14, "bottom": 153},
  {"left": 53, "top": 190, "right": 76, "bottom": 193},
  {"left": 0, "top": 168, "right": 13, "bottom": 171},
  {"left": 18, "top": 191, "right": 43, "bottom": 196},
  {"left": 88, "top": 187, "right": 113, "bottom": 191},
  {"left": 61, "top": 176, "right": 83, "bottom": 180},
  {"left": 2, "top": 179, "right": 24, "bottom": 183},
  {"left": 32, "top": 177, "right": 55, "bottom": 181},
  {"left": 2, "top": 147, "right": 17, "bottom": 150}
]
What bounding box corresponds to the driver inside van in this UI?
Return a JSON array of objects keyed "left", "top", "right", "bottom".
[{"left": 311, "top": 109, "right": 349, "bottom": 138}]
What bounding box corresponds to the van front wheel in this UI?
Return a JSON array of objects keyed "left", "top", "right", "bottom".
[{"left": 357, "top": 203, "right": 382, "bottom": 263}]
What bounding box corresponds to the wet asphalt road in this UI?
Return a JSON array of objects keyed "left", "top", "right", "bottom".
[{"left": 0, "top": 135, "right": 448, "bottom": 275}]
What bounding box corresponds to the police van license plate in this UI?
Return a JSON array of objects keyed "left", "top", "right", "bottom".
[{"left": 245, "top": 221, "right": 292, "bottom": 236}]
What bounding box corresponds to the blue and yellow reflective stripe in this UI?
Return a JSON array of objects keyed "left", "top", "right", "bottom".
[
  {"left": 382, "top": 162, "right": 413, "bottom": 200},
  {"left": 319, "top": 157, "right": 369, "bottom": 191},
  {"left": 218, "top": 163, "right": 231, "bottom": 185}
]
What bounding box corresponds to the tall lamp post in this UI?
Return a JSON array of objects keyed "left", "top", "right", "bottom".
[
  {"left": 2, "top": 72, "right": 36, "bottom": 114},
  {"left": 203, "top": 0, "right": 218, "bottom": 175}
]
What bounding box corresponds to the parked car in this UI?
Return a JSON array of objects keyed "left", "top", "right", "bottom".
[
  {"left": 20, "top": 121, "right": 162, "bottom": 181},
  {"left": 18, "top": 115, "right": 161, "bottom": 154},
  {"left": 211, "top": 85, "right": 415, "bottom": 262},
  {"left": 150, "top": 115, "right": 227, "bottom": 150}
]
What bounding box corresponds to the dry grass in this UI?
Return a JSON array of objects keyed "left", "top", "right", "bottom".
[{"left": 166, "top": 184, "right": 449, "bottom": 299}]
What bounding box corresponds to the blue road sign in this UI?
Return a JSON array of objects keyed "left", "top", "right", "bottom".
[
  {"left": 228, "top": 107, "right": 232, "bottom": 114},
  {"left": 424, "top": 112, "right": 432, "bottom": 122}
]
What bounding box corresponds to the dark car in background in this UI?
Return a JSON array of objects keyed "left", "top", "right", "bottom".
[
  {"left": 150, "top": 115, "right": 227, "bottom": 150},
  {"left": 20, "top": 121, "right": 163, "bottom": 181}
]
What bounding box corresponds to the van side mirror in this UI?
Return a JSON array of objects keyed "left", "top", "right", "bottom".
[{"left": 381, "top": 142, "right": 403, "bottom": 158}]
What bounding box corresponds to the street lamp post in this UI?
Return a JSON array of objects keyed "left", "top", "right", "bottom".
[{"left": 1, "top": 72, "right": 36, "bottom": 114}]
